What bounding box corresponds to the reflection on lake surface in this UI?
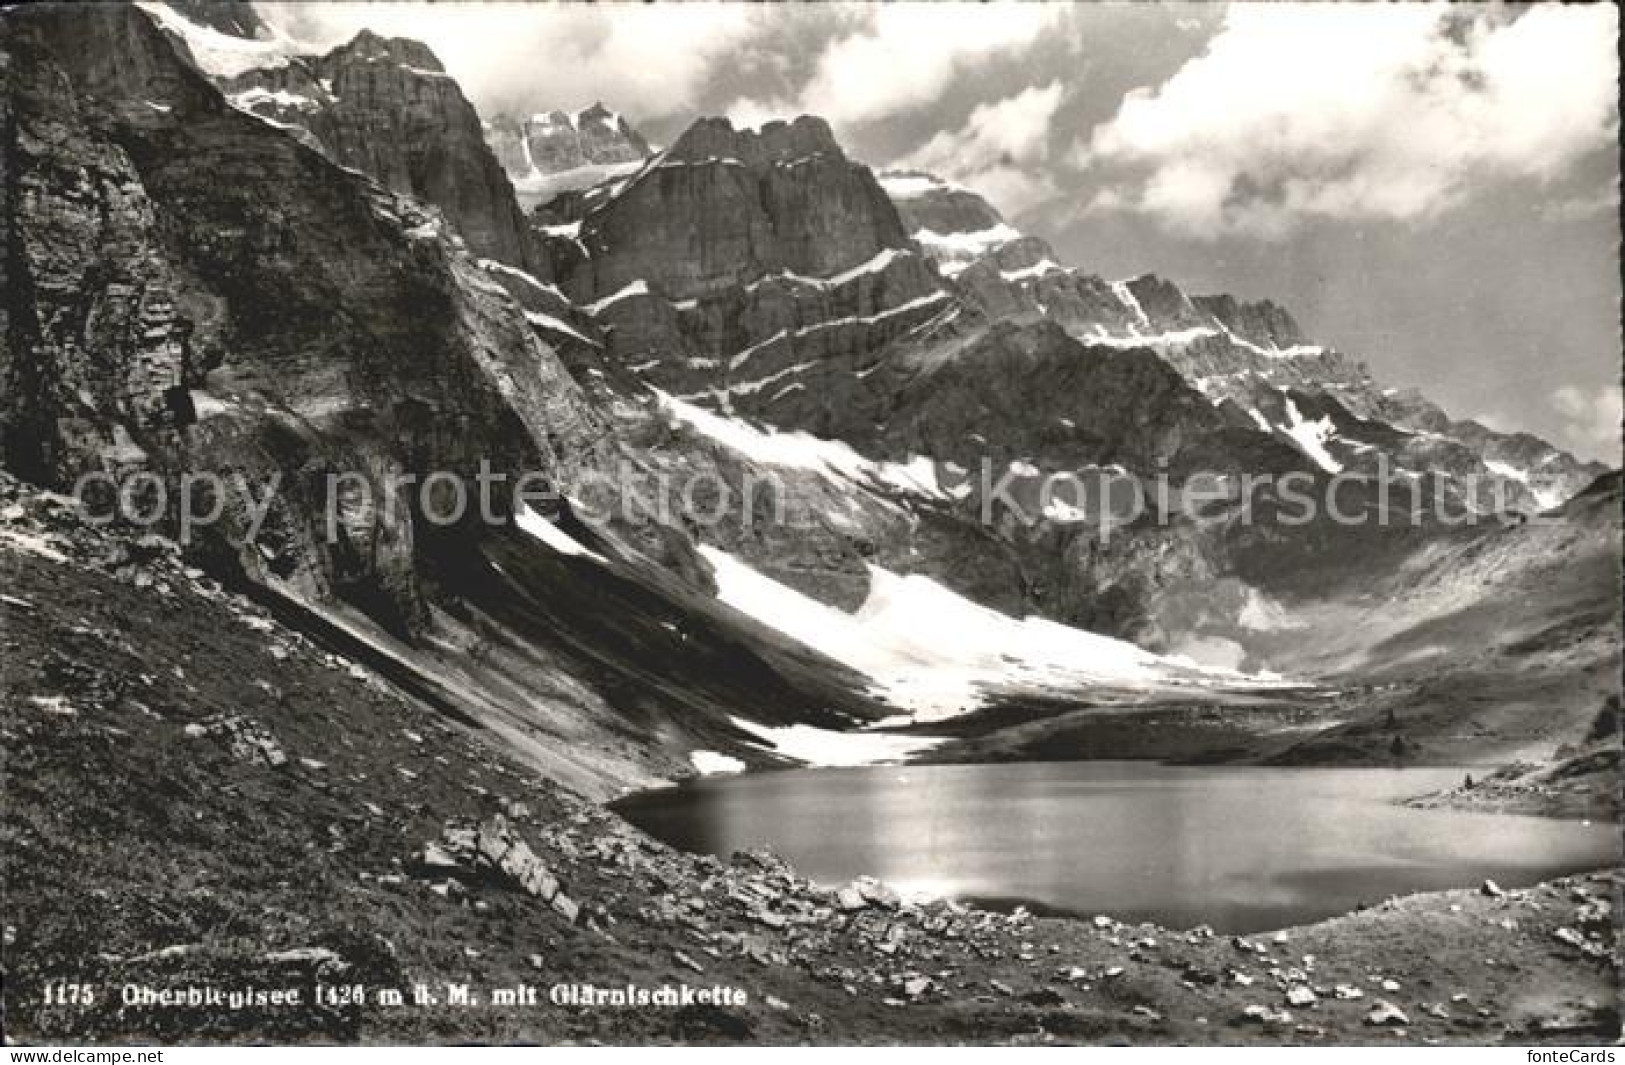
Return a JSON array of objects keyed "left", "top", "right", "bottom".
[{"left": 615, "top": 761, "right": 1621, "bottom": 933}]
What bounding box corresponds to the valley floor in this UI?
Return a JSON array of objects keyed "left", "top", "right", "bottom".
[{"left": 2, "top": 485, "right": 1619, "bottom": 1045}]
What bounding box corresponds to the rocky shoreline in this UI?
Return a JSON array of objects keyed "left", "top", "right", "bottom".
[{"left": 1404, "top": 740, "right": 1621, "bottom": 824}]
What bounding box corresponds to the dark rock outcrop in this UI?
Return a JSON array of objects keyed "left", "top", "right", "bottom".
[
  {"left": 1122, "top": 274, "right": 1210, "bottom": 331},
  {"left": 161, "top": 0, "right": 270, "bottom": 39},
  {"left": 2, "top": 3, "right": 603, "bottom": 630},
  {"left": 568, "top": 116, "right": 912, "bottom": 302},
  {"left": 1192, "top": 294, "right": 1306, "bottom": 349},
  {"left": 881, "top": 169, "right": 1005, "bottom": 239}
]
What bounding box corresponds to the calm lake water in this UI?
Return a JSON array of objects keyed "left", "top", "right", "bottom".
[{"left": 615, "top": 761, "right": 1621, "bottom": 933}]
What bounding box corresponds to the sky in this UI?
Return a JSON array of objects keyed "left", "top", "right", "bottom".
[{"left": 257, "top": 1, "right": 1621, "bottom": 463}]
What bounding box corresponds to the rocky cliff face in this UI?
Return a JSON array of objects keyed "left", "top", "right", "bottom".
[
  {"left": 567, "top": 116, "right": 913, "bottom": 302},
  {"left": 486, "top": 103, "right": 653, "bottom": 210},
  {"left": 234, "top": 30, "right": 541, "bottom": 272},
  {"left": 3, "top": 3, "right": 601, "bottom": 630},
  {"left": 1191, "top": 294, "right": 1306, "bottom": 349},
  {"left": 518, "top": 117, "right": 960, "bottom": 439},
  {"left": 146, "top": 4, "right": 543, "bottom": 274}
]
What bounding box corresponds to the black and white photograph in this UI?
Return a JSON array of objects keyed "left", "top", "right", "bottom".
[{"left": 1, "top": 0, "right": 1620, "bottom": 1050}]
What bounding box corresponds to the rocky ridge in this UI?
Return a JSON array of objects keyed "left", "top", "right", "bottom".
[{"left": 880, "top": 171, "right": 1607, "bottom": 512}]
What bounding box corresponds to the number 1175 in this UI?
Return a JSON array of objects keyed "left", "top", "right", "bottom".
[{"left": 43, "top": 982, "right": 96, "bottom": 1006}]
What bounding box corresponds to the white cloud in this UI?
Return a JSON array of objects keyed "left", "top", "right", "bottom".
[
  {"left": 256, "top": 1, "right": 764, "bottom": 119},
  {"left": 896, "top": 82, "right": 1066, "bottom": 217},
  {"left": 1552, "top": 385, "right": 1623, "bottom": 464},
  {"left": 727, "top": 3, "right": 1066, "bottom": 131},
  {"left": 1074, "top": 4, "right": 1619, "bottom": 238}
]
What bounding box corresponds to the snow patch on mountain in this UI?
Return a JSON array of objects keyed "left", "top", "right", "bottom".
[
  {"left": 1280, "top": 397, "right": 1344, "bottom": 474},
  {"left": 1238, "top": 588, "right": 1304, "bottom": 632},
  {"left": 726, "top": 292, "right": 950, "bottom": 370},
  {"left": 584, "top": 279, "right": 651, "bottom": 315},
  {"left": 655, "top": 392, "right": 952, "bottom": 501},
  {"left": 511, "top": 158, "right": 646, "bottom": 204},
  {"left": 701, "top": 545, "right": 1280, "bottom": 721},
  {"left": 912, "top": 224, "right": 1022, "bottom": 272},
  {"left": 1086, "top": 327, "right": 1221, "bottom": 349},
  {"left": 1111, "top": 280, "right": 1152, "bottom": 329},
  {"left": 742, "top": 250, "right": 912, "bottom": 294},
  {"left": 477, "top": 259, "right": 568, "bottom": 302},
  {"left": 689, "top": 750, "right": 746, "bottom": 775},
  {"left": 523, "top": 310, "right": 598, "bottom": 347},
  {"left": 1002, "top": 259, "right": 1065, "bottom": 282},
  {"left": 136, "top": 2, "right": 300, "bottom": 79},
  {"left": 879, "top": 172, "right": 967, "bottom": 200},
  {"left": 1486, "top": 460, "right": 1566, "bottom": 509},
  {"left": 727, "top": 717, "right": 944, "bottom": 767},
  {"left": 1486, "top": 459, "right": 1528, "bottom": 483},
  {"left": 228, "top": 87, "right": 322, "bottom": 113},
  {"left": 826, "top": 248, "right": 907, "bottom": 286},
  {"left": 515, "top": 502, "right": 608, "bottom": 563}
]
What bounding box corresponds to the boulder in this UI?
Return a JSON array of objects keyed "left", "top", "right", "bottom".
[
  {"left": 835, "top": 886, "right": 867, "bottom": 913},
  {"left": 1240, "top": 1005, "right": 1293, "bottom": 1026},
  {"left": 855, "top": 876, "right": 901, "bottom": 909},
  {"left": 1365, "top": 1001, "right": 1410, "bottom": 1027},
  {"left": 550, "top": 893, "right": 580, "bottom": 923}
]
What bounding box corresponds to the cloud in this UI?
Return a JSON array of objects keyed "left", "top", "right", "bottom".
[
  {"left": 256, "top": 1, "right": 765, "bottom": 120},
  {"left": 1073, "top": 4, "right": 1619, "bottom": 239},
  {"left": 726, "top": 3, "right": 1066, "bottom": 131},
  {"left": 1539, "top": 183, "right": 1620, "bottom": 224},
  {"left": 1551, "top": 385, "right": 1623, "bottom": 463},
  {"left": 895, "top": 82, "right": 1066, "bottom": 217}
]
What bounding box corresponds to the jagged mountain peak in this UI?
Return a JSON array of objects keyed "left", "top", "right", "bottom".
[
  {"left": 485, "top": 100, "right": 654, "bottom": 210},
  {"left": 327, "top": 27, "right": 446, "bottom": 72},
  {"left": 571, "top": 101, "right": 631, "bottom": 131},
  {"left": 1191, "top": 293, "right": 1307, "bottom": 349},
  {"left": 865, "top": 165, "right": 1607, "bottom": 511},
  {"left": 665, "top": 113, "right": 842, "bottom": 166},
  {"left": 530, "top": 103, "right": 614, "bottom": 130},
  {"left": 1121, "top": 273, "right": 1206, "bottom": 328},
  {"left": 556, "top": 111, "right": 912, "bottom": 301}
]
